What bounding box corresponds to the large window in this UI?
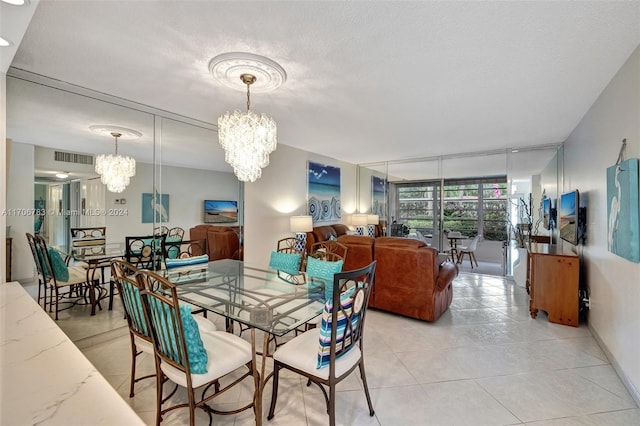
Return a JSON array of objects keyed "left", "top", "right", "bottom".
[{"left": 396, "top": 177, "right": 508, "bottom": 241}]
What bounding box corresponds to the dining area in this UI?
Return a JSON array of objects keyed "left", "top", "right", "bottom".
[{"left": 23, "top": 226, "right": 378, "bottom": 426}]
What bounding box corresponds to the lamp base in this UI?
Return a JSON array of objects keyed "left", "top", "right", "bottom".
[
  {"left": 367, "top": 225, "right": 376, "bottom": 237},
  {"left": 294, "top": 232, "right": 307, "bottom": 253},
  {"left": 356, "top": 226, "right": 365, "bottom": 236}
]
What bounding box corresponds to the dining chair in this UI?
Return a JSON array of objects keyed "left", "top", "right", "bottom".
[
  {"left": 26, "top": 233, "right": 47, "bottom": 308},
  {"left": 71, "top": 226, "right": 116, "bottom": 305},
  {"left": 126, "top": 234, "right": 166, "bottom": 270},
  {"left": 457, "top": 235, "right": 481, "bottom": 268},
  {"left": 167, "top": 226, "right": 185, "bottom": 241},
  {"left": 161, "top": 238, "right": 207, "bottom": 262},
  {"left": 154, "top": 225, "right": 169, "bottom": 236},
  {"left": 136, "top": 270, "right": 255, "bottom": 426},
  {"left": 268, "top": 261, "right": 377, "bottom": 426},
  {"left": 308, "top": 240, "right": 348, "bottom": 263},
  {"left": 30, "top": 233, "right": 101, "bottom": 320}
]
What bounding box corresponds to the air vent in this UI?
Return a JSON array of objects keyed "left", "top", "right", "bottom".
[{"left": 54, "top": 151, "right": 94, "bottom": 165}]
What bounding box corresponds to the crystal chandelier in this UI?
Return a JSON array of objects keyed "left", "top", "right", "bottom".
[
  {"left": 218, "top": 74, "right": 277, "bottom": 182},
  {"left": 95, "top": 132, "right": 136, "bottom": 193}
]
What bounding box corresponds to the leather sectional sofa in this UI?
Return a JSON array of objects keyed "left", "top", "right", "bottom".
[
  {"left": 304, "top": 224, "right": 350, "bottom": 253},
  {"left": 189, "top": 225, "right": 242, "bottom": 261},
  {"left": 335, "top": 234, "right": 458, "bottom": 322}
]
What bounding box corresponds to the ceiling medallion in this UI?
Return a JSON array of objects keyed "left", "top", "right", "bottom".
[
  {"left": 89, "top": 125, "right": 142, "bottom": 140},
  {"left": 209, "top": 52, "right": 287, "bottom": 93}
]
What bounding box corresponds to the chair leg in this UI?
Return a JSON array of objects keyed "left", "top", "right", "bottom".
[
  {"left": 329, "top": 383, "right": 336, "bottom": 426},
  {"left": 358, "top": 361, "right": 375, "bottom": 416},
  {"left": 155, "top": 366, "right": 164, "bottom": 426},
  {"left": 109, "top": 279, "right": 115, "bottom": 311},
  {"left": 267, "top": 361, "right": 281, "bottom": 420},
  {"left": 187, "top": 388, "right": 196, "bottom": 426},
  {"left": 54, "top": 287, "right": 59, "bottom": 320},
  {"left": 471, "top": 252, "right": 479, "bottom": 268},
  {"left": 129, "top": 336, "right": 137, "bottom": 397}
]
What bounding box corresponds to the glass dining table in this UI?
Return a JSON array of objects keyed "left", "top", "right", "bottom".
[{"left": 162, "top": 258, "right": 327, "bottom": 426}]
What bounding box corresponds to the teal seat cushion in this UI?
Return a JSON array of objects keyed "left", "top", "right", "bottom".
[
  {"left": 269, "top": 251, "right": 301, "bottom": 276},
  {"left": 306, "top": 256, "right": 343, "bottom": 300},
  {"left": 165, "top": 236, "right": 183, "bottom": 259},
  {"left": 165, "top": 254, "right": 209, "bottom": 269}
]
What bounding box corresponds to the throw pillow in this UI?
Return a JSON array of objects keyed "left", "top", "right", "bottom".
[
  {"left": 48, "top": 247, "right": 70, "bottom": 282},
  {"left": 269, "top": 251, "right": 301, "bottom": 276},
  {"left": 165, "top": 254, "right": 209, "bottom": 269},
  {"left": 179, "top": 304, "right": 209, "bottom": 374},
  {"left": 306, "top": 256, "right": 343, "bottom": 300},
  {"left": 317, "top": 290, "right": 360, "bottom": 369}
]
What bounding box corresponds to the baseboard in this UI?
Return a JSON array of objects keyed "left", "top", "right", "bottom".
[{"left": 589, "top": 323, "right": 640, "bottom": 407}]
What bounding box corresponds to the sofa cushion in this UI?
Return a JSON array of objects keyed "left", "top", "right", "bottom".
[{"left": 313, "top": 226, "right": 338, "bottom": 243}]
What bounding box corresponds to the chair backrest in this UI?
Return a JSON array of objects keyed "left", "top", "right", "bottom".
[
  {"left": 71, "top": 227, "right": 106, "bottom": 243},
  {"left": 277, "top": 237, "right": 303, "bottom": 255},
  {"left": 466, "top": 235, "right": 481, "bottom": 251},
  {"left": 154, "top": 226, "right": 169, "bottom": 236},
  {"left": 447, "top": 231, "right": 461, "bottom": 238},
  {"left": 136, "top": 270, "right": 194, "bottom": 379},
  {"left": 32, "top": 234, "right": 56, "bottom": 284},
  {"left": 167, "top": 227, "right": 185, "bottom": 240},
  {"left": 125, "top": 234, "right": 165, "bottom": 270},
  {"left": 320, "top": 261, "right": 377, "bottom": 373},
  {"left": 111, "top": 260, "right": 149, "bottom": 339},
  {"left": 26, "top": 232, "right": 45, "bottom": 281},
  {"left": 309, "top": 240, "right": 348, "bottom": 263},
  {"left": 162, "top": 238, "right": 207, "bottom": 261}
]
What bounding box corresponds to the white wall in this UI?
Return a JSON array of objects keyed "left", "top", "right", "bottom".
[
  {"left": 563, "top": 45, "right": 640, "bottom": 402},
  {"left": 6, "top": 142, "right": 35, "bottom": 281},
  {"left": 1, "top": 72, "right": 6, "bottom": 284},
  {"left": 244, "top": 144, "right": 357, "bottom": 268}
]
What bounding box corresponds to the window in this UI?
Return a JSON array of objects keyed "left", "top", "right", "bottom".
[{"left": 395, "top": 178, "right": 507, "bottom": 241}]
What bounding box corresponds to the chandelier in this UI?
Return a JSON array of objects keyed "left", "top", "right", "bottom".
[
  {"left": 218, "top": 73, "right": 277, "bottom": 182},
  {"left": 95, "top": 132, "right": 136, "bottom": 193}
]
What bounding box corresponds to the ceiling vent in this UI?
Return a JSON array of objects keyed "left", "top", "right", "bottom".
[{"left": 54, "top": 150, "right": 94, "bottom": 165}]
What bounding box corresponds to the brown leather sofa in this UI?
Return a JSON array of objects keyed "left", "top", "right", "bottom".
[
  {"left": 304, "top": 224, "right": 350, "bottom": 253},
  {"left": 189, "top": 225, "right": 242, "bottom": 261},
  {"left": 338, "top": 235, "right": 458, "bottom": 322}
]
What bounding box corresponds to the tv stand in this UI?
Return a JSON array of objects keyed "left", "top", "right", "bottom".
[{"left": 526, "top": 243, "right": 579, "bottom": 327}]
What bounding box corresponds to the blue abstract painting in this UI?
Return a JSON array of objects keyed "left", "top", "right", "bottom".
[
  {"left": 307, "top": 161, "right": 341, "bottom": 223},
  {"left": 607, "top": 158, "right": 639, "bottom": 263}
]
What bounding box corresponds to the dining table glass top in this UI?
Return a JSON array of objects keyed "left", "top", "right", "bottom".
[
  {"left": 55, "top": 241, "right": 126, "bottom": 262},
  {"left": 163, "top": 259, "right": 327, "bottom": 337}
]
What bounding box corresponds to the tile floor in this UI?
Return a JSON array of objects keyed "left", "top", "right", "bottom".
[{"left": 33, "top": 273, "right": 640, "bottom": 425}]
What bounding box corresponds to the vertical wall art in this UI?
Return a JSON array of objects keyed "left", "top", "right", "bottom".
[
  {"left": 142, "top": 192, "right": 170, "bottom": 223},
  {"left": 371, "top": 175, "right": 387, "bottom": 219},
  {"left": 607, "top": 158, "right": 639, "bottom": 263},
  {"left": 307, "top": 161, "right": 341, "bottom": 223}
]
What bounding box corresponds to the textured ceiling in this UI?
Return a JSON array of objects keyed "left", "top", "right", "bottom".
[{"left": 5, "top": 1, "right": 640, "bottom": 176}]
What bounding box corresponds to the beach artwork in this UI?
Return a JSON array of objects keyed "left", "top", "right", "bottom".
[
  {"left": 372, "top": 176, "right": 386, "bottom": 219},
  {"left": 307, "top": 161, "right": 341, "bottom": 223},
  {"left": 142, "top": 192, "right": 170, "bottom": 223},
  {"left": 607, "top": 158, "right": 639, "bottom": 263}
]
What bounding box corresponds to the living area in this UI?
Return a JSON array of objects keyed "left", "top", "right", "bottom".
[{"left": 2, "top": 2, "right": 640, "bottom": 425}]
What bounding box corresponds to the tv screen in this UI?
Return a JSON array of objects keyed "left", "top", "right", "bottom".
[
  {"left": 543, "top": 198, "right": 551, "bottom": 230},
  {"left": 204, "top": 200, "right": 238, "bottom": 223},
  {"left": 560, "top": 190, "right": 579, "bottom": 245}
]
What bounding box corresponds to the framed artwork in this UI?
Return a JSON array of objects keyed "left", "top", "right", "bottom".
[
  {"left": 371, "top": 176, "right": 386, "bottom": 219},
  {"left": 307, "top": 161, "right": 341, "bottom": 223},
  {"left": 607, "top": 158, "right": 639, "bottom": 263},
  {"left": 142, "top": 192, "right": 170, "bottom": 223}
]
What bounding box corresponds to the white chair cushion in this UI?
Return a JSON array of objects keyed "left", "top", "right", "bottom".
[
  {"left": 133, "top": 334, "right": 154, "bottom": 354},
  {"left": 57, "top": 266, "right": 101, "bottom": 287},
  {"left": 272, "top": 328, "right": 361, "bottom": 380},
  {"left": 193, "top": 316, "right": 217, "bottom": 333},
  {"left": 160, "top": 331, "right": 252, "bottom": 389}
]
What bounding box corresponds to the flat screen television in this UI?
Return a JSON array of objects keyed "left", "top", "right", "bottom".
[
  {"left": 559, "top": 190, "right": 579, "bottom": 245},
  {"left": 204, "top": 200, "right": 238, "bottom": 223}
]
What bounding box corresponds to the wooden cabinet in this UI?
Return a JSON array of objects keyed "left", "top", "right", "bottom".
[
  {"left": 5, "top": 238, "right": 12, "bottom": 282},
  {"left": 526, "top": 243, "right": 579, "bottom": 327}
]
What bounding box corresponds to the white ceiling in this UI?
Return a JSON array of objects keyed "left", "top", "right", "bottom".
[{"left": 4, "top": 1, "right": 640, "bottom": 179}]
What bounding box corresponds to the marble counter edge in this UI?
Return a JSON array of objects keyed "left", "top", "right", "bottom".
[{"left": 0, "top": 281, "right": 144, "bottom": 425}]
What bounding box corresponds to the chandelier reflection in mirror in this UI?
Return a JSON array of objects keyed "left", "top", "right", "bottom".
[
  {"left": 218, "top": 73, "right": 277, "bottom": 182},
  {"left": 94, "top": 130, "right": 137, "bottom": 193}
]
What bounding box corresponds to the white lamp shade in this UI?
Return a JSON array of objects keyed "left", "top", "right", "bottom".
[
  {"left": 367, "top": 214, "right": 379, "bottom": 225},
  {"left": 290, "top": 215, "right": 313, "bottom": 233},
  {"left": 352, "top": 214, "right": 369, "bottom": 226}
]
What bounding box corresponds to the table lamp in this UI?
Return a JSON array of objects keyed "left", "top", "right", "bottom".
[
  {"left": 367, "top": 214, "right": 379, "bottom": 237},
  {"left": 290, "top": 215, "right": 313, "bottom": 252},
  {"left": 352, "top": 214, "right": 368, "bottom": 235}
]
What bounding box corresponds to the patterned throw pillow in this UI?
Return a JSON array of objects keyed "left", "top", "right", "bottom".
[
  {"left": 269, "top": 251, "right": 301, "bottom": 276},
  {"left": 179, "top": 304, "right": 209, "bottom": 374},
  {"left": 317, "top": 289, "right": 360, "bottom": 369},
  {"left": 306, "top": 256, "right": 343, "bottom": 300},
  {"left": 165, "top": 254, "right": 209, "bottom": 269}
]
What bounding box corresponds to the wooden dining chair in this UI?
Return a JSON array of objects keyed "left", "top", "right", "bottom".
[
  {"left": 136, "top": 270, "right": 255, "bottom": 426},
  {"left": 167, "top": 226, "right": 185, "bottom": 241},
  {"left": 126, "top": 234, "right": 165, "bottom": 270},
  {"left": 308, "top": 240, "right": 348, "bottom": 263},
  {"left": 268, "top": 261, "right": 377, "bottom": 426},
  {"left": 161, "top": 238, "right": 207, "bottom": 262}
]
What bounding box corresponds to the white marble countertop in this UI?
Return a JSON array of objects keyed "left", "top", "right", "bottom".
[{"left": 0, "top": 281, "right": 144, "bottom": 425}]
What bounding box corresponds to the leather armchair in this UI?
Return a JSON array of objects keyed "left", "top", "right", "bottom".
[
  {"left": 371, "top": 237, "right": 458, "bottom": 322},
  {"left": 189, "top": 225, "right": 242, "bottom": 261}
]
